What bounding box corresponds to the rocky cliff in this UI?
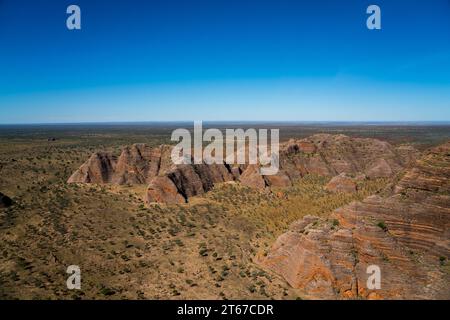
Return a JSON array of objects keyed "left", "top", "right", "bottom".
[
  {"left": 225, "top": 134, "right": 418, "bottom": 190},
  {"left": 145, "top": 162, "right": 236, "bottom": 204},
  {"left": 67, "top": 144, "right": 173, "bottom": 184},
  {"left": 324, "top": 173, "right": 357, "bottom": 193},
  {"left": 259, "top": 141, "right": 450, "bottom": 299},
  {"left": 279, "top": 133, "right": 418, "bottom": 179},
  {"left": 68, "top": 134, "right": 419, "bottom": 204}
]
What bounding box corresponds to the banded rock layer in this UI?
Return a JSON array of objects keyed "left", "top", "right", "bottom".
[
  {"left": 278, "top": 134, "right": 418, "bottom": 181},
  {"left": 67, "top": 144, "right": 174, "bottom": 184},
  {"left": 324, "top": 173, "right": 357, "bottom": 193},
  {"left": 68, "top": 134, "right": 419, "bottom": 204},
  {"left": 259, "top": 141, "right": 450, "bottom": 299},
  {"left": 145, "top": 163, "right": 238, "bottom": 204}
]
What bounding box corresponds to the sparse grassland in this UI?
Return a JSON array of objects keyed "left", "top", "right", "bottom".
[{"left": 0, "top": 124, "right": 448, "bottom": 299}]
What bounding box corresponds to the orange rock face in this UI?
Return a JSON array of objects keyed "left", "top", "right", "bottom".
[
  {"left": 158, "top": 162, "right": 236, "bottom": 202},
  {"left": 324, "top": 173, "right": 357, "bottom": 193},
  {"left": 145, "top": 176, "right": 185, "bottom": 204},
  {"left": 279, "top": 134, "right": 418, "bottom": 179},
  {"left": 67, "top": 144, "right": 173, "bottom": 184},
  {"left": 260, "top": 141, "right": 450, "bottom": 299},
  {"left": 239, "top": 165, "right": 267, "bottom": 189},
  {"left": 263, "top": 171, "right": 292, "bottom": 188},
  {"left": 68, "top": 134, "right": 419, "bottom": 204},
  {"left": 67, "top": 152, "right": 117, "bottom": 184},
  {"left": 113, "top": 144, "right": 173, "bottom": 184}
]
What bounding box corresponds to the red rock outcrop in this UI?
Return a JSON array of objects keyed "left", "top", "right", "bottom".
[
  {"left": 263, "top": 171, "right": 292, "bottom": 188},
  {"left": 260, "top": 141, "right": 450, "bottom": 299},
  {"left": 324, "top": 173, "right": 357, "bottom": 193},
  {"left": 68, "top": 143, "right": 238, "bottom": 204},
  {"left": 279, "top": 134, "right": 418, "bottom": 180},
  {"left": 113, "top": 144, "right": 173, "bottom": 184},
  {"left": 145, "top": 176, "right": 185, "bottom": 204},
  {"left": 68, "top": 134, "right": 419, "bottom": 204},
  {"left": 67, "top": 152, "right": 117, "bottom": 184},
  {"left": 239, "top": 165, "right": 267, "bottom": 190},
  {"left": 157, "top": 162, "right": 235, "bottom": 202},
  {"left": 67, "top": 144, "right": 173, "bottom": 184}
]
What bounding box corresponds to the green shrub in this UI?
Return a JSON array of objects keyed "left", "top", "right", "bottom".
[{"left": 377, "top": 221, "right": 388, "bottom": 231}]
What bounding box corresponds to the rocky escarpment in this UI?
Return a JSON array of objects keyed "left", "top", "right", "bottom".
[
  {"left": 0, "top": 192, "right": 13, "bottom": 208},
  {"left": 67, "top": 144, "right": 173, "bottom": 184},
  {"left": 275, "top": 133, "right": 419, "bottom": 183},
  {"left": 145, "top": 162, "right": 237, "bottom": 204},
  {"left": 324, "top": 173, "right": 357, "bottom": 193},
  {"left": 259, "top": 141, "right": 450, "bottom": 299},
  {"left": 68, "top": 134, "right": 419, "bottom": 204},
  {"left": 233, "top": 134, "right": 418, "bottom": 190}
]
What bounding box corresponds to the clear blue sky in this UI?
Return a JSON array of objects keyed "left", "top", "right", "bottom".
[{"left": 0, "top": 0, "right": 449, "bottom": 123}]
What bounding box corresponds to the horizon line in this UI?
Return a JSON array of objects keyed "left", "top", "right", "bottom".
[{"left": 1, "top": 120, "right": 450, "bottom": 126}]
